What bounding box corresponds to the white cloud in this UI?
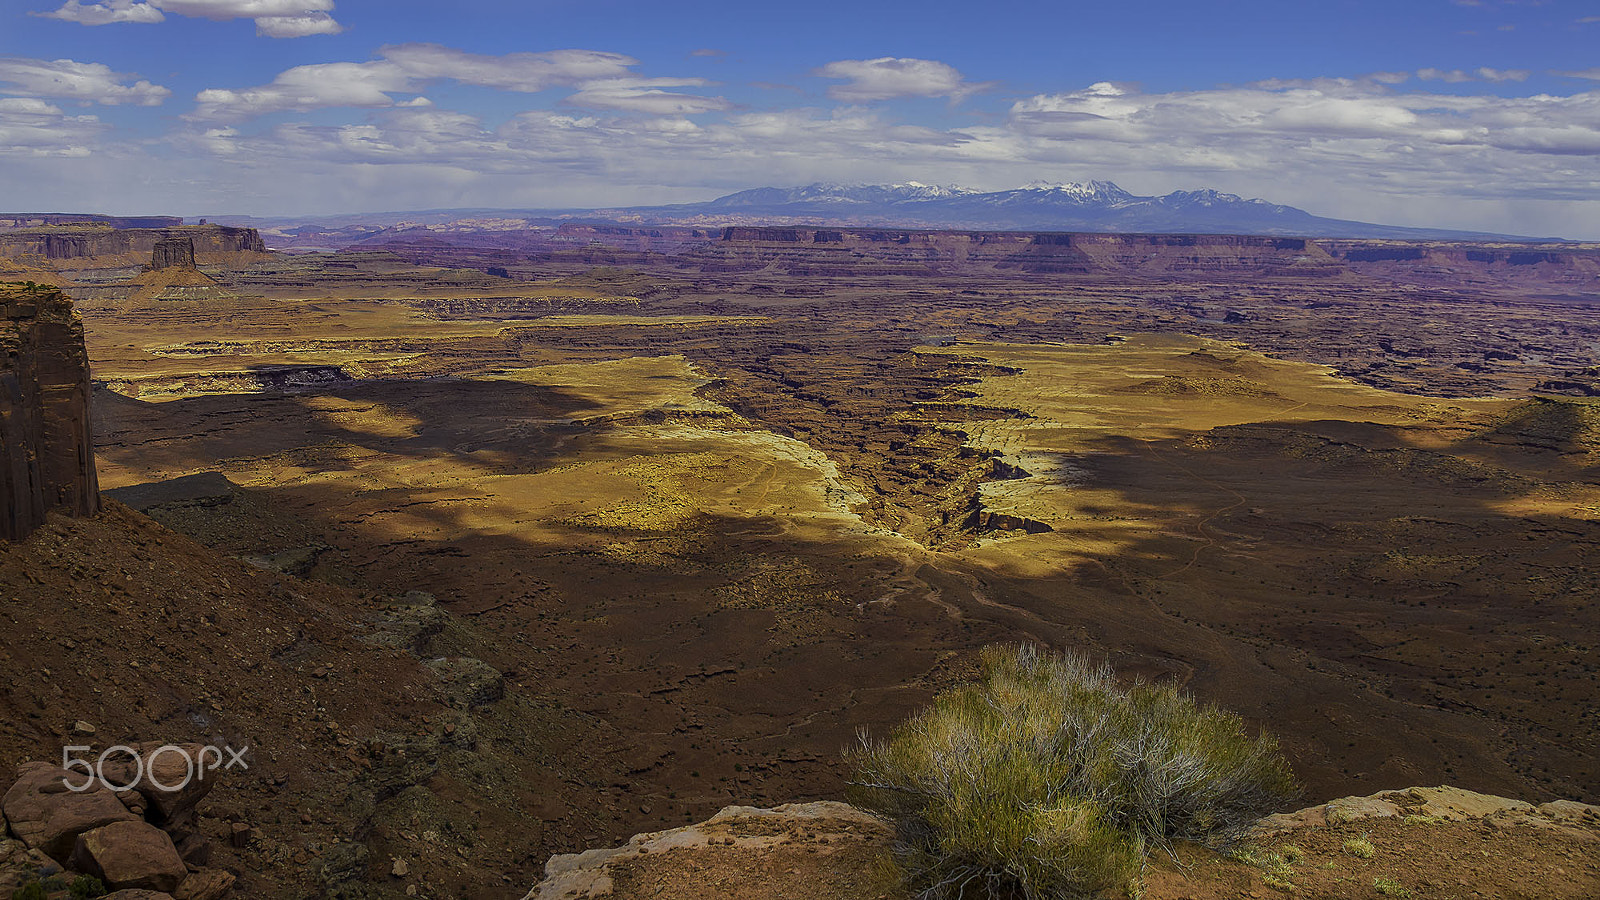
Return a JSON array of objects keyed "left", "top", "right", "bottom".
[
  {"left": 0, "top": 98, "right": 64, "bottom": 114},
  {"left": 153, "top": 0, "right": 332, "bottom": 15},
  {"left": 180, "top": 102, "right": 965, "bottom": 191},
  {"left": 0, "top": 96, "right": 104, "bottom": 156},
  {"left": 191, "top": 45, "right": 728, "bottom": 121},
  {"left": 564, "top": 78, "right": 730, "bottom": 114},
  {"left": 38, "top": 0, "right": 164, "bottom": 25},
  {"left": 0, "top": 57, "right": 169, "bottom": 106},
  {"left": 379, "top": 44, "right": 638, "bottom": 92},
  {"left": 253, "top": 12, "right": 341, "bottom": 37},
  {"left": 1405, "top": 67, "right": 1528, "bottom": 84},
  {"left": 815, "top": 57, "right": 983, "bottom": 102},
  {"left": 38, "top": 0, "right": 342, "bottom": 37},
  {"left": 1003, "top": 81, "right": 1600, "bottom": 210},
  {"left": 189, "top": 125, "right": 240, "bottom": 155},
  {"left": 1475, "top": 67, "right": 1529, "bottom": 82},
  {"left": 1556, "top": 68, "right": 1600, "bottom": 80},
  {"left": 180, "top": 75, "right": 1600, "bottom": 217},
  {"left": 193, "top": 61, "right": 410, "bottom": 119}
]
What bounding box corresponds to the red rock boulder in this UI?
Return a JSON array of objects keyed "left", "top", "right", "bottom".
[
  {"left": 96, "top": 743, "right": 218, "bottom": 823},
  {"left": 71, "top": 820, "right": 188, "bottom": 894},
  {"left": 1, "top": 762, "right": 137, "bottom": 863}
]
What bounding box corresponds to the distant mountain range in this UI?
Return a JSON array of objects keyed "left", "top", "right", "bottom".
[
  {"left": 610, "top": 181, "right": 1536, "bottom": 240},
  {"left": 204, "top": 181, "right": 1548, "bottom": 242}
]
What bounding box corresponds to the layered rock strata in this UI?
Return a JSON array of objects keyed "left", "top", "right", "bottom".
[
  {"left": 0, "top": 226, "right": 264, "bottom": 262},
  {"left": 146, "top": 238, "right": 198, "bottom": 272},
  {"left": 0, "top": 284, "right": 98, "bottom": 541}
]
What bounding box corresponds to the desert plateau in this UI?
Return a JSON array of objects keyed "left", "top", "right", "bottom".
[{"left": 0, "top": 212, "right": 1593, "bottom": 898}]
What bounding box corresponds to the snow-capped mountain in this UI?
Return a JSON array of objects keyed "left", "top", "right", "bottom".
[
  {"left": 1011, "top": 180, "right": 1135, "bottom": 204},
  {"left": 706, "top": 182, "right": 981, "bottom": 209},
  {"left": 620, "top": 181, "right": 1529, "bottom": 240},
  {"left": 212, "top": 180, "right": 1543, "bottom": 242}
]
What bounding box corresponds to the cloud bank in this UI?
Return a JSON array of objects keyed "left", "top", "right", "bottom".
[
  {"left": 39, "top": 0, "right": 342, "bottom": 37},
  {"left": 0, "top": 57, "right": 169, "bottom": 105},
  {"left": 189, "top": 44, "right": 729, "bottom": 120},
  {"left": 816, "top": 57, "right": 986, "bottom": 102}
]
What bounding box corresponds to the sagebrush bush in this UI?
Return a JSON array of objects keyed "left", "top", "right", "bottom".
[
  {"left": 849, "top": 644, "right": 1298, "bottom": 899},
  {"left": 68, "top": 875, "right": 106, "bottom": 900}
]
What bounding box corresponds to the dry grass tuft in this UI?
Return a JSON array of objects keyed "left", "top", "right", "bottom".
[{"left": 849, "top": 644, "right": 1298, "bottom": 899}]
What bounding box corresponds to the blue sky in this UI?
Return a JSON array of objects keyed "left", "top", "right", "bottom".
[{"left": 1, "top": 0, "right": 1597, "bottom": 236}]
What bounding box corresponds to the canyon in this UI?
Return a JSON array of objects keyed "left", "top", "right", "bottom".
[{"left": 0, "top": 218, "right": 1597, "bottom": 898}]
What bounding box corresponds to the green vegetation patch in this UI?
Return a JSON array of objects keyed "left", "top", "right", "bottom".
[
  {"left": 1343, "top": 837, "right": 1376, "bottom": 859},
  {"left": 1373, "top": 876, "right": 1413, "bottom": 897},
  {"left": 849, "top": 644, "right": 1299, "bottom": 899},
  {"left": 69, "top": 875, "right": 106, "bottom": 900},
  {"left": 1402, "top": 813, "right": 1449, "bottom": 827}
]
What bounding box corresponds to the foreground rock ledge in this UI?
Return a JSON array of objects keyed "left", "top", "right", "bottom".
[
  {"left": 523, "top": 788, "right": 1600, "bottom": 900},
  {"left": 521, "top": 801, "right": 895, "bottom": 900}
]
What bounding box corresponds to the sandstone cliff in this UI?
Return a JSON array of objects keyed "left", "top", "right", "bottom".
[
  {"left": 1323, "top": 239, "right": 1600, "bottom": 290},
  {"left": 145, "top": 237, "right": 197, "bottom": 272},
  {"left": 0, "top": 284, "right": 98, "bottom": 541},
  {"left": 693, "top": 227, "right": 1351, "bottom": 279},
  {"left": 0, "top": 225, "right": 265, "bottom": 263}
]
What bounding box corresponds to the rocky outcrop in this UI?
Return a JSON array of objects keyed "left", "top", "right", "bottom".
[
  {"left": 1046, "top": 231, "right": 1343, "bottom": 277},
  {"left": 97, "top": 364, "right": 353, "bottom": 401},
  {"left": 1250, "top": 784, "right": 1600, "bottom": 836},
  {"left": 146, "top": 238, "right": 197, "bottom": 272},
  {"left": 1, "top": 747, "right": 233, "bottom": 898},
  {"left": 1, "top": 762, "right": 138, "bottom": 862},
  {"left": 553, "top": 224, "right": 720, "bottom": 252},
  {"left": 97, "top": 743, "right": 219, "bottom": 843},
  {"left": 522, "top": 802, "right": 892, "bottom": 900},
  {"left": 962, "top": 508, "right": 1054, "bottom": 535},
  {"left": 0, "top": 284, "right": 98, "bottom": 541},
  {"left": 71, "top": 820, "right": 188, "bottom": 893},
  {"left": 0, "top": 225, "right": 265, "bottom": 262},
  {"left": 1322, "top": 239, "right": 1600, "bottom": 289}
]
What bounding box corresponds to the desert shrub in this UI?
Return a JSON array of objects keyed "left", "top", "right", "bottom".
[
  {"left": 11, "top": 884, "right": 48, "bottom": 900},
  {"left": 1373, "top": 876, "right": 1413, "bottom": 897},
  {"left": 849, "top": 644, "right": 1298, "bottom": 899},
  {"left": 68, "top": 875, "right": 106, "bottom": 899},
  {"left": 1343, "top": 837, "right": 1376, "bottom": 859}
]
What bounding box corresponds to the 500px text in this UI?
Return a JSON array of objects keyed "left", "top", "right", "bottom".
[{"left": 61, "top": 744, "right": 250, "bottom": 792}]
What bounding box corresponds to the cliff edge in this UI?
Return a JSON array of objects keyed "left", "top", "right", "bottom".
[
  {"left": 0, "top": 283, "right": 97, "bottom": 541},
  {"left": 523, "top": 787, "right": 1599, "bottom": 900}
]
